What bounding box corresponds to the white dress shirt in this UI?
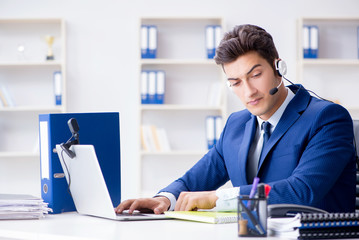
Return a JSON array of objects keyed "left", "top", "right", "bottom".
[{"left": 157, "top": 87, "right": 295, "bottom": 211}]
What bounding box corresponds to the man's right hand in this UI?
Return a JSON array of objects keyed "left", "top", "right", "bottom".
[{"left": 115, "top": 197, "right": 171, "bottom": 215}]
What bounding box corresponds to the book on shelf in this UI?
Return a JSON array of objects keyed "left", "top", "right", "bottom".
[
  {"left": 268, "top": 212, "right": 359, "bottom": 239},
  {"left": 141, "top": 70, "right": 166, "bottom": 104},
  {"left": 206, "top": 25, "right": 222, "bottom": 59},
  {"left": 141, "top": 25, "right": 157, "bottom": 59},
  {"left": 206, "top": 116, "right": 223, "bottom": 149},
  {"left": 164, "top": 210, "right": 237, "bottom": 224},
  {"left": 0, "top": 194, "right": 52, "bottom": 220},
  {"left": 303, "top": 25, "right": 318, "bottom": 59},
  {"left": 141, "top": 125, "right": 171, "bottom": 152}
]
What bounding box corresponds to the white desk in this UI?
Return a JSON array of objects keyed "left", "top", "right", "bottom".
[{"left": 0, "top": 212, "right": 280, "bottom": 240}]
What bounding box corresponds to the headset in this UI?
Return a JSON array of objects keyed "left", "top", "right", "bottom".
[
  {"left": 269, "top": 59, "right": 287, "bottom": 95},
  {"left": 275, "top": 59, "right": 287, "bottom": 77}
]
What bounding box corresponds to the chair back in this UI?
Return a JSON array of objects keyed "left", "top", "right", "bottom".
[{"left": 352, "top": 120, "right": 359, "bottom": 212}]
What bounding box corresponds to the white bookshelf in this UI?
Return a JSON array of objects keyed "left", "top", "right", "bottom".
[
  {"left": 138, "top": 17, "right": 226, "bottom": 195},
  {"left": 0, "top": 18, "right": 66, "bottom": 196},
  {"left": 297, "top": 17, "right": 359, "bottom": 119}
]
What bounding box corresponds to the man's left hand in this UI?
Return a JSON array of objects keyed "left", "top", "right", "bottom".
[{"left": 175, "top": 191, "right": 218, "bottom": 211}]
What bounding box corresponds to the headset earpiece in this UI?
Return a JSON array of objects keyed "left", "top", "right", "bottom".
[{"left": 275, "top": 59, "right": 287, "bottom": 77}]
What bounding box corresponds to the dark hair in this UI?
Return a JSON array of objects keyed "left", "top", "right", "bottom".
[{"left": 214, "top": 24, "right": 279, "bottom": 73}]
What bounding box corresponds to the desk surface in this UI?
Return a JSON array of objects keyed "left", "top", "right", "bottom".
[{"left": 0, "top": 212, "right": 281, "bottom": 240}]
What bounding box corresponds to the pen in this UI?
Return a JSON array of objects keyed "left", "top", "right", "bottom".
[
  {"left": 240, "top": 198, "right": 265, "bottom": 235},
  {"left": 257, "top": 184, "right": 267, "bottom": 232},
  {"left": 249, "top": 177, "right": 260, "bottom": 199},
  {"left": 247, "top": 177, "right": 260, "bottom": 208},
  {"left": 264, "top": 184, "right": 271, "bottom": 197}
]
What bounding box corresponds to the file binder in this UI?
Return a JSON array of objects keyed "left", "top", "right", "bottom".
[
  {"left": 309, "top": 25, "right": 319, "bottom": 58},
  {"left": 206, "top": 116, "right": 215, "bottom": 149},
  {"left": 148, "top": 25, "right": 157, "bottom": 58},
  {"left": 206, "top": 25, "right": 215, "bottom": 59},
  {"left": 206, "top": 25, "right": 222, "bottom": 59},
  {"left": 303, "top": 25, "right": 310, "bottom": 58},
  {"left": 141, "top": 71, "right": 149, "bottom": 104},
  {"left": 53, "top": 71, "right": 62, "bottom": 106},
  {"left": 39, "top": 112, "right": 121, "bottom": 214},
  {"left": 155, "top": 70, "right": 165, "bottom": 104},
  {"left": 215, "top": 116, "right": 223, "bottom": 143},
  {"left": 140, "top": 25, "right": 149, "bottom": 58},
  {"left": 148, "top": 71, "right": 156, "bottom": 104},
  {"left": 206, "top": 116, "right": 223, "bottom": 149}
]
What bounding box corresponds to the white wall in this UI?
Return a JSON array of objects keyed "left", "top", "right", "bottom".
[{"left": 1, "top": 0, "right": 359, "bottom": 200}]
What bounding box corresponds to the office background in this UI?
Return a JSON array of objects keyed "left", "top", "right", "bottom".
[{"left": 0, "top": 0, "right": 358, "bottom": 200}]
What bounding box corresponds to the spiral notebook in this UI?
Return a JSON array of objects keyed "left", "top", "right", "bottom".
[
  {"left": 164, "top": 211, "right": 237, "bottom": 224},
  {"left": 268, "top": 212, "right": 359, "bottom": 239}
]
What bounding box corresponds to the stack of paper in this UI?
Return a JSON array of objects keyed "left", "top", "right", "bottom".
[
  {"left": 267, "top": 214, "right": 301, "bottom": 238},
  {"left": 0, "top": 194, "right": 52, "bottom": 220}
]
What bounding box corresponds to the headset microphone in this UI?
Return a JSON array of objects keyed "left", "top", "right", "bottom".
[{"left": 269, "top": 80, "right": 283, "bottom": 95}]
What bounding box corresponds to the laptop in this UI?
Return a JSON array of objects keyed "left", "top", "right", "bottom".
[{"left": 55, "top": 144, "right": 169, "bottom": 221}]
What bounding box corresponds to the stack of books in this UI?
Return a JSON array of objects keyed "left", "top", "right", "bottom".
[
  {"left": 268, "top": 212, "right": 359, "bottom": 239},
  {"left": 0, "top": 194, "right": 52, "bottom": 220}
]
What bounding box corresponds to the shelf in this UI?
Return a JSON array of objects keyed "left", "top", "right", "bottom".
[
  {"left": 0, "top": 61, "right": 62, "bottom": 67},
  {"left": 301, "top": 17, "right": 359, "bottom": 22},
  {"left": 301, "top": 59, "right": 359, "bottom": 65},
  {"left": 138, "top": 16, "right": 225, "bottom": 195},
  {"left": 0, "top": 106, "right": 64, "bottom": 112},
  {"left": 140, "top": 59, "right": 216, "bottom": 65},
  {"left": 0, "top": 18, "right": 63, "bottom": 24},
  {"left": 140, "top": 104, "right": 223, "bottom": 111},
  {"left": 141, "top": 150, "right": 207, "bottom": 156},
  {"left": 0, "top": 152, "right": 39, "bottom": 158}
]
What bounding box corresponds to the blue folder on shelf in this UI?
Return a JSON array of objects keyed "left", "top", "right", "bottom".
[
  {"left": 39, "top": 112, "right": 121, "bottom": 214},
  {"left": 141, "top": 25, "right": 157, "bottom": 59}
]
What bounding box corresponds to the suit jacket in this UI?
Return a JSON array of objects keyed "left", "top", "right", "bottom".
[{"left": 159, "top": 85, "right": 356, "bottom": 212}]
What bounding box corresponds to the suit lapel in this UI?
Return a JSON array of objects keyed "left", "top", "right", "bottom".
[
  {"left": 237, "top": 115, "right": 257, "bottom": 185},
  {"left": 257, "top": 86, "right": 310, "bottom": 173}
]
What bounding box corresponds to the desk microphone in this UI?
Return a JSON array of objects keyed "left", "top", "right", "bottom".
[
  {"left": 269, "top": 79, "right": 283, "bottom": 95},
  {"left": 60, "top": 118, "right": 80, "bottom": 159}
]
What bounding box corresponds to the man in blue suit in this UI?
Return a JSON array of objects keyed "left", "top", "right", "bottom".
[{"left": 116, "top": 24, "right": 356, "bottom": 214}]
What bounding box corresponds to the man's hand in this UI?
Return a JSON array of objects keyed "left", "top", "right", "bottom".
[
  {"left": 175, "top": 191, "right": 218, "bottom": 211},
  {"left": 115, "top": 197, "right": 171, "bottom": 215}
]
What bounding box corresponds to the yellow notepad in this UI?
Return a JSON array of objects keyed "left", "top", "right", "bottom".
[{"left": 164, "top": 211, "right": 237, "bottom": 224}]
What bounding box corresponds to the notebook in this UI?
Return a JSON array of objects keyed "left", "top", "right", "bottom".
[
  {"left": 164, "top": 210, "right": 237, "bottom": 224},
  {"left": 55, "top": 144, "right": 168, "bottom": 221}
]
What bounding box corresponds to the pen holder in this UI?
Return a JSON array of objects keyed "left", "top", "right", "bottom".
[{"left": 237, "top": 195, "right": 267, "bottom": 237}]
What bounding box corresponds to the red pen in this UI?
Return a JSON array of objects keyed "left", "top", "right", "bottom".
[{"left": 264, "top": 184, "right": 271, "bottom": 197}]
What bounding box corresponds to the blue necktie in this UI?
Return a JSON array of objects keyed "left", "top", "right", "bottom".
[
  {"left": 262, "top": 121, "right": 271, "bottom": 147},
  {"left": 258, "top": 121, "right": 271, "bottom": 167}
]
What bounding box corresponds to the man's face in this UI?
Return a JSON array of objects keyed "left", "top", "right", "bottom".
[{"left": 223, "top": 51, "right": 284, "bottom": 120}]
